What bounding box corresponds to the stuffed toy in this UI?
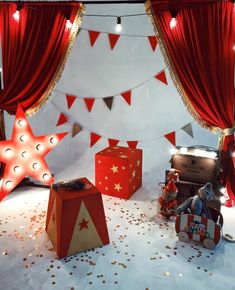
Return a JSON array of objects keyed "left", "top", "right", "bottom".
[
  {"left": 52, "top": 179, "right": 90, "bottom": 191},
  {"left": 176, "top": 182, "right": 215, "bottom": 219},
  {"left": 158, "top": 178, "right": 178, "bottom": 220}
]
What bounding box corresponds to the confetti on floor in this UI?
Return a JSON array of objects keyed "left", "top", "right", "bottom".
[{"left": 0, "top": 186, "right": 235, "bottom": 290}]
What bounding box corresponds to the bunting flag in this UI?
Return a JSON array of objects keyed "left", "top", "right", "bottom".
[
  {"left": 90, "top": 132, "right": 101, "bottom": 147},
  {"left": 154, "top": 70, "right": 168, "bottom": 85},
  {"left": 148, "top": 36, "right": 158, "bottom": 52},
  {"left": 72, "top": 123, "right": 81, "bottom": 137},
  {"left": 127, "top": 141, "right": 138, "bottom": 149},
  {"left": 103, "top": 97, "right": 114, "bottom": 111},
  {"left": 88, "top": 30, "right": 100, "bottom": 47},
  {"left": 52, "top": 100, "right": 194, "bottom": 149},
  {"left": 108, "top": 33, "right": 120, "bottom": 50},
  {"left": 66, "top": 95, "right": 76, "bottom": 110},
  {"left": 84, "top": 98, "right": 95, "bottom": 112},
  {"left": 164, "top": 131, "right": 176, "bottom": 147},
  {"left": 84, "top": 30, "right": 162, "bottom": 51},
  {"left": 120, "top": 90, "right": 132, "bottom": 106},
  {"left": 108, "top": 138, "right": 119, "bottom": 146},
  {"left": 57, "top": 68, "right": 168, "bottom": 112},
  {"left": 181, "top": 123, "right": 194, "bottom": 138},
  {"left": 56, "top": 113, "right": 68, "bottom": 126}
]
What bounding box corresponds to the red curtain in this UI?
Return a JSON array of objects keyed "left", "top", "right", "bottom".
[
  {"left": 0, "top": 1, "right": 83, "bottom": 117},
  {"left": 147, "top": 0, "right": 235, "bottom": 206}
]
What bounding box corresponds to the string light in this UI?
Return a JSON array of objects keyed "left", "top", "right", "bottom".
[
  {"left": 170, "top": 148, "right": 178, "bottom": 155},
  {"left": 179, "top": 147, "right": 188, "bottom": 154},
  {"left": 66, "top": 18, "right": 73, "bottom": 29},
  {"left": 116, "top": 16, "right": 122, "bottom": 33},
  {"left": 13, "top": 5, "right": 21, "bottom": 21},
  {"left": 170, "top": 11, "right": 177, "bottom": 29}
]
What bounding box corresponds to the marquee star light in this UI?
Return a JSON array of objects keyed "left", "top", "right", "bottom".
[{"left": 0, "top": 104, "right": 68, "bottom": 201}]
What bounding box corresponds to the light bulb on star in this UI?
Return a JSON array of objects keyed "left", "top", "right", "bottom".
[{"left": 0, "top": 104, "right": 68, "bottom": 201}]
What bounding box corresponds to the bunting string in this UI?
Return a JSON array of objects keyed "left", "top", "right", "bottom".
[
  {"left": 51, "top": 98, "right": 195, "bottom": 148},
  {"left": 81, "top": 26, "right": 158, "bottom": 38},
  {"left": 53, "top": 68, "right": 168, "bottom": 112}
]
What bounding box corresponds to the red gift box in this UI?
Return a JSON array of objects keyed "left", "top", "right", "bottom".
[
  {"left": 45, "top": 178, "right": 109, "bottom": 259},
  {"left": 95, "top": 146, "right": 142, "bottom": 199}
]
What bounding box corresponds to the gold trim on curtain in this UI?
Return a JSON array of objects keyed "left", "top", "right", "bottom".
[
  {"left": 26, "top": 4, "right": 85, "bottom": 117},
  {"left": 145, "top": 0, "right": 217, "bottom": 133}
]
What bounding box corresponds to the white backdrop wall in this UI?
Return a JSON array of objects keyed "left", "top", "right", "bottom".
[{"left": 4, "top": 3, "right": 218, "bottom": 189}]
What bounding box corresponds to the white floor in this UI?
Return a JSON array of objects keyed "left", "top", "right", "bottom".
[{"left": 0, "top": 175, "right": 235, "bottom": 290}]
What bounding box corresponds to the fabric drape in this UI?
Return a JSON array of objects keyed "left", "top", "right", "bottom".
[
  {"left": 146, "top": 0, "right": 235, "bottom": 206},
  {"left": 0, "top": 1, "right": 84, "bottom": 117}
]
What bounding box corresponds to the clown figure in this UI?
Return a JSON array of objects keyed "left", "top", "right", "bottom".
[{"left": 158, "top": 178, "right": 178, "bottom": 221}]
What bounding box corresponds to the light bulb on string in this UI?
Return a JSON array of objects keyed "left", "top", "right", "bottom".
[
  {"left": 170, "top": 11, "right": 177, "bottom": 29},
  {"left": 66, "top": 19, "right": 73, "bottom": 29},
  {"left": 13, "top": 5, "right": 21, "bottom": 21},
  {"left": 115, "top": 17, "right": 122, "bottom": 33},
  {"left": 170, "top": 148, "right": 178, "bottom": 155}
]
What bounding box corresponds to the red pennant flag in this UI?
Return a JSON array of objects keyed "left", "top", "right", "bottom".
[
  {"left": 155, "top": 70, "right": 168, "bottom": 85},
  {"left": 120, "top": 90, "right": 131, "bottom": 106},
  {"left": 66, "top": 95, "right": 76, "bottom": 110},
  {"left": 108, "top": 34, "right": 120, "bottom": 50},
  {"left": 84, "top": 98, "right": 95, "bottom": 112},
  {"left": 148, "top": 36, "right": 158, "bottom": 52},
  {"left": 127, "top": 141, "right": 138, "bottom": 149},
  {"left": 164, "top": 131, "right": 176, "bottom": 146},
  {"left": 90, "top": 132, "right": 101, "bottom": 148},
  {"left": 108, "top": 138, "right": 119, "bottom": 146},
  {"left": 56, "top": 113, "right": 68, "bottom": 126},
  {"left": 88, "top": 30, "right": 100, "bottom": 47}
]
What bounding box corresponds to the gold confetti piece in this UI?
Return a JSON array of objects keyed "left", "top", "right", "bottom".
[
  {"left": 118, "top": 263, "right": 127, "bottom": 269},
  {"left": 89, "top": 261, "right": 96, "bottom": 266},
  {"left": 163, "top": 272, "right": 170, "bottom": 276}
]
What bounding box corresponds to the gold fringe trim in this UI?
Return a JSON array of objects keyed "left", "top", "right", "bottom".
[
  {"left": 26, "top": 4, "right": 85, "bottom": 117},
  {"left": 217, "top": 122, "right": 235, "bottom": 149},
  {"left": 145, "top": 0, "right": 217, "bottom": 134}
]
